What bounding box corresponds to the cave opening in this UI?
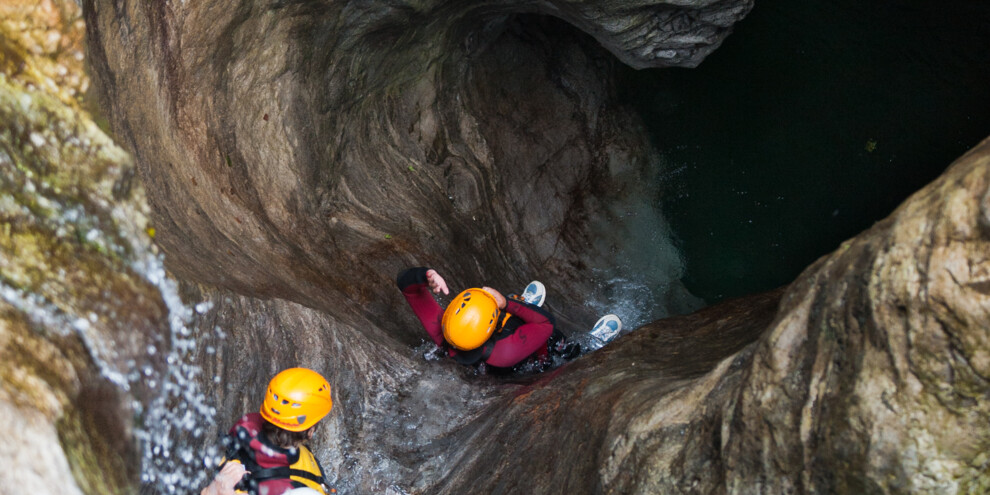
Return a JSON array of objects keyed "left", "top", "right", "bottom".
[
  {"left": 617, "top": 0, "right": 990, "bottom": 303},
  {"left": 460, "top": 0, "right": 990, "bottom": 313}
]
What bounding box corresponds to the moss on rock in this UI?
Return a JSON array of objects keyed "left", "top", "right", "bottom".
[{"left": 0, "top": 1, "right": 170, "bottom": 493}]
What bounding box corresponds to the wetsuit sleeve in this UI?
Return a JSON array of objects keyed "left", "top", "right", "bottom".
[
  {"left": 397, "top": 267, "right": 445, "bottom": 347},
  {"left": 485, "top": 299, "right": 555, "bottom": 368}
]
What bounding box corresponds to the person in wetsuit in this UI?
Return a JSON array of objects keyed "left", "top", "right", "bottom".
[
  {"left": 201, "top": 368, "right": 333, "bottom": 495},
  {"left": 397, "top": 266, "right": 578, "bottom": 370}
]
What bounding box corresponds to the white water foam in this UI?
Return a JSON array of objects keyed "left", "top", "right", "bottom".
[{"left": 578, "top": 154, "right": 703, "bottom": 351}]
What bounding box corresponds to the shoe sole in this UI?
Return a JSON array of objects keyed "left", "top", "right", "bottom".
[
  {"left": 523, "top": 281, "right": 546, "bottom": 306},
  {"left": 591, "top": 314, "right": 622, "bottom": 338}
]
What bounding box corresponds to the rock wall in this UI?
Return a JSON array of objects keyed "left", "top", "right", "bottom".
[
  {"left": 82, "top": 0, "right": 744, "bottom": 328},
  {"left": 1, "top": 0, "right": 987, "bottom": 494},
  {"left": 722, "top": 146, "right": 990, "bottom": 493},
  {"left": 1, "top": 2, "right": 158, "bottom": 492},
  {"left": 77, "top": 1, "right": 753, "bottom": 490}
]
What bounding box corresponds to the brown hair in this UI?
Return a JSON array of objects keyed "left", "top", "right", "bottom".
[{"left": 262, "top": 419, "right": 313, "bottom": 449}]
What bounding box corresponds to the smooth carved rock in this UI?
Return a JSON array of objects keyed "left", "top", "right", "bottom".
[
  {"left": 544, "top": 0, "right": 754, "bottom": 68},
  {"left": 0, "top": 0, "right": 974, "bottom": 494},
  {"left": 184, "top": 143, "right": 990, "bottom": 493},
  {"left": 82, "top": 0, "right": 737, "bottom": 327},
  {"left": 418, "top": 144, "right": 990, "bottom": 494},
  {"left": 725, "top": 145, "right": 990, "bottom": 493}
]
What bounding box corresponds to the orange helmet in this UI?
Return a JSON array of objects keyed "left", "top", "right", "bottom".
[
  {"left": 260, "top": 368, "right": 333, "bottom": 432},
  {"left": 442, "top": 288, "right": 500, "bottom": 350}
]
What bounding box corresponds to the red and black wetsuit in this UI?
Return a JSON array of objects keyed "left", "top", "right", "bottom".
[{"left": 397, "top": 267, "right": 555, "bottom": 368}]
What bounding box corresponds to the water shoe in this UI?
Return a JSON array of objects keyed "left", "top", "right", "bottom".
[
  {"left": 590, "top": 314, "right": 622, "bottom": 344},
  {"left": 520, "top": 280, "right": 546, "bottom": 307}
]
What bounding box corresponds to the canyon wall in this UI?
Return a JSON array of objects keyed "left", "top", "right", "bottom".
[{"left": 0, "top": 0, "right": 986, "bottom": 493}]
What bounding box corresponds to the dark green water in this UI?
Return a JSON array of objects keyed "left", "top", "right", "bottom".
[{"left": 619, "top": 0, "right": 990, "bottom": 302}]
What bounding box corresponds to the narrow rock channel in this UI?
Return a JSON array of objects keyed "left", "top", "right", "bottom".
[{"left": 1, "top": 0, "right": 987, "bottom": 493}]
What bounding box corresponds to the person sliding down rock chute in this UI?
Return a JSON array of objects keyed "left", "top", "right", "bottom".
[
  {"left": 201, "top": 368, "right": 334, "bottom": 495},
  {"left": 397, "top": 267, "right": 621, "bottom": 370}
]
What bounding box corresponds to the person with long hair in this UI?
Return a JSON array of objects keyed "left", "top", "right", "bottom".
[{"left": 201, "top": 368, "right": 334, "bottom": 495}]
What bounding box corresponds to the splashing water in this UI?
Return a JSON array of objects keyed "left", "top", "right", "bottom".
[
  {"left": 0, "top": 75, "right": 220, "bottom": 493},
  {"left": 0, "top": 205, "right": 221, "bottom": 493},
  {"left": 0, "top": 206, "right": 222, "bottom": 492},
  {"left": 131, "top": 255, "right": 220, "bottom": 493},
  {"left": 578, "top": 154, "right": 704, "bottom": 351}
]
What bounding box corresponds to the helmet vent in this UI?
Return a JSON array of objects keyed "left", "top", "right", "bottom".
[
  {"left": 297, "top": 415, "right": 307, "bottom": 425},
  {"left": 292, "top": 403, "right": 301, "bottom": 408},
  {"left": 271, "top": 407, "right": 281, "bottom": 415}
]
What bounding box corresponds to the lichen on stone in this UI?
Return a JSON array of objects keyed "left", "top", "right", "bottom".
[{"left": 0, "top": 2, "right": 171, "bottom": 493}]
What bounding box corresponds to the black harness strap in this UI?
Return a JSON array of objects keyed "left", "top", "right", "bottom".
[
  {"left": 225, "top": 428, "right": 264, "bottom": 493},
  {"left": 480, "top": 339, "right": 496, "bottom": 361},
  {"left": 250, "top": 466, "right": 292, "bottom": 481},
  {"left": 249, "top": 466, "right": 323, "bottom": 484},
  {"left": 480, "top": 311, "right": 523, "bottom": 360},
  {"left": 225, "top": 427, "right": 328, "bottom": 494},
  {"left": 288, "top": 468, "right": 325, "bottom": 484}
]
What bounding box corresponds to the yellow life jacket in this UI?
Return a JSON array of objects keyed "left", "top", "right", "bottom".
[
  {"left": 220, "top": 412, "right": 330, "bottom": 495},
  {"left": 221, "top": 448, "right": 327, "bottom": 495},
  {"left": 289, "top": 446, "right": 327, "bottom": 494}
]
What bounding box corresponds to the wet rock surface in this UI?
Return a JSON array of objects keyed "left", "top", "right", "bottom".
[
  {"left": 722, "top": 147, "right": 990, "bottom": 493},
  {"left": 1, "top": 0, "right": 987, "bottom": 494},
  {"left": 82, "top": 0, "right": 731, "bottom": 329},
  {"left": 0, "top": 2, "right": 161, "bottom": 492}
]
